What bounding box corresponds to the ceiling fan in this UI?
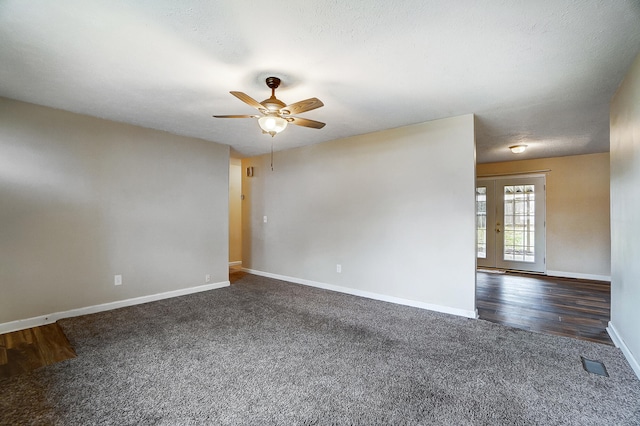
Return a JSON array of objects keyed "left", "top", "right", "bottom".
[{"left": 213, "top": 77, "right": 325, "bottom": 137}]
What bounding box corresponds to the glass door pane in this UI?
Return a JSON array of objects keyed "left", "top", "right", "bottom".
[{"left": 503, "top": 184, "right": 536, "bottom": 262}]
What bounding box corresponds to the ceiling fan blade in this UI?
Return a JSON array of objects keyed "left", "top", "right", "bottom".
[
  {"left": 281, "top": 98, "right": 324, "bottom": 115},
  {"left": 230, "top": 91, "right": 265, "bottom": 111},
  {"left": 288, "top": 116, "right": 326, "bottom": 129},
  {"left": 213, "top": 114, "right": 259, "bottom": 118}
]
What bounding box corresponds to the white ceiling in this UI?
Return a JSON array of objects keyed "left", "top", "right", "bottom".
[{"left": 1, "top": 1, "right": 639, "bottom": 163}]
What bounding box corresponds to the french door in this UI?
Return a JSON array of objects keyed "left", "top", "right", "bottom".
[{"left": 476, "top": 176, "right": 546, "bottom": 273}]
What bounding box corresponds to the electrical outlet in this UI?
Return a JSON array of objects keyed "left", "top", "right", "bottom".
[
  {"left": 263, "top": 215, "right": 268, "bottom": 223},
  {"left": 114, "top": 274, "right": 123, "bottom": 286},
  {"left": 336, "top": 264, "right": 342, "bottom": 273},
  {"left": 205, "top": 274, "right": 211, "bottom": 283}
]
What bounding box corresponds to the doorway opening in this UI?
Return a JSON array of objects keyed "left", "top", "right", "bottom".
[
  {"left": 474, "top": 173, "right": 612, "bottom": 344},
  {"left": 229, "top": 158, "right": 243, "bottom": 281}
]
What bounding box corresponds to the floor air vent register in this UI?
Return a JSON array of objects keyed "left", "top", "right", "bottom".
[{"left": 580, "top": 356, "right": 609, "bottom": 377}]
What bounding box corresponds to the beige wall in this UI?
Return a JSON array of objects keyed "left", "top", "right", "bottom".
[
  {"left": 0, "top": 97, "right": 230, "bottom": 325},
  {"left": 610, "top": 52, "right": 640, "bottom": 377},
  {"left": 229, "top": 158, "right": 242, "bottom": 263},
  {"left": 477, "top": 153, "right": 610, "bottom": 280},
  {"left": 242, "top": 115, "right": 477, "bottom": 316}
]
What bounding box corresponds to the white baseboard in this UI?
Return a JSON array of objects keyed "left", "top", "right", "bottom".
[
  {"left": 546, "top": 270, "right": 611, "bottom": 282},
  {"left": 0, "top": 281, "right": 230, "bottom": 335},
  {"left": 229, "top": 261, "right": 242, "bottom": 267},
  {"left": 243, "top": 268, "right": 477, "bottom": 319},
  {"left": 607, "top": 321, "right": 640, "bottom": 380}
]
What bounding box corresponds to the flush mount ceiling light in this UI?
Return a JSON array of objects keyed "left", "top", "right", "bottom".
[
  {"left": 213, "top": 77, "right": 325, "bottom": 137},
  {"left": 509, "top": 144, "right": 527, "bottom": 154}
]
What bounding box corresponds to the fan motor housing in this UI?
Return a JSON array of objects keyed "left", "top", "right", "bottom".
[{"left": 261, "top": 97, "right": 286, "bottom": 112}]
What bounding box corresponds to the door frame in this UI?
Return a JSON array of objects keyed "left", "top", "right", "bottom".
[{"left": 476, "top": 173, "right": 547, "bottom": 273}]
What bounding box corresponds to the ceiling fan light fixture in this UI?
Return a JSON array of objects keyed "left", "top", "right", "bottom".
[
  {"left": 214, "top": 76, "right": 325, "bottom": 135},
  {"left": 258, "top": 114, "right": 288, "bottom": 136},
  {"left": 509, "top": 144, "right": 527, "bottom": 154}
]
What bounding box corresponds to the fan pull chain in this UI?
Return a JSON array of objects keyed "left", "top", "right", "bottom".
[{"left": 271, "top": 143, "right": 274, "bottom": 171}]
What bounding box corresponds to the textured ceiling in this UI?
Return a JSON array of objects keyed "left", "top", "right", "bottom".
[{"left": 1, "top": 1, "right": 639, "bottom": 162}]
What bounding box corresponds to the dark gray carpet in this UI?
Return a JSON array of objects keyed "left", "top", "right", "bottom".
[{"left": 2, "top": 273, "right": 639, "bottom": 425}]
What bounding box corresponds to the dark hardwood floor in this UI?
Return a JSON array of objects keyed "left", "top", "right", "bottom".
[
  {"left": 476, "top": 270, "right": 612, "bottom": 345},
  {"left": 0, "top": 322, "right": 76, "bottom": 380}
]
